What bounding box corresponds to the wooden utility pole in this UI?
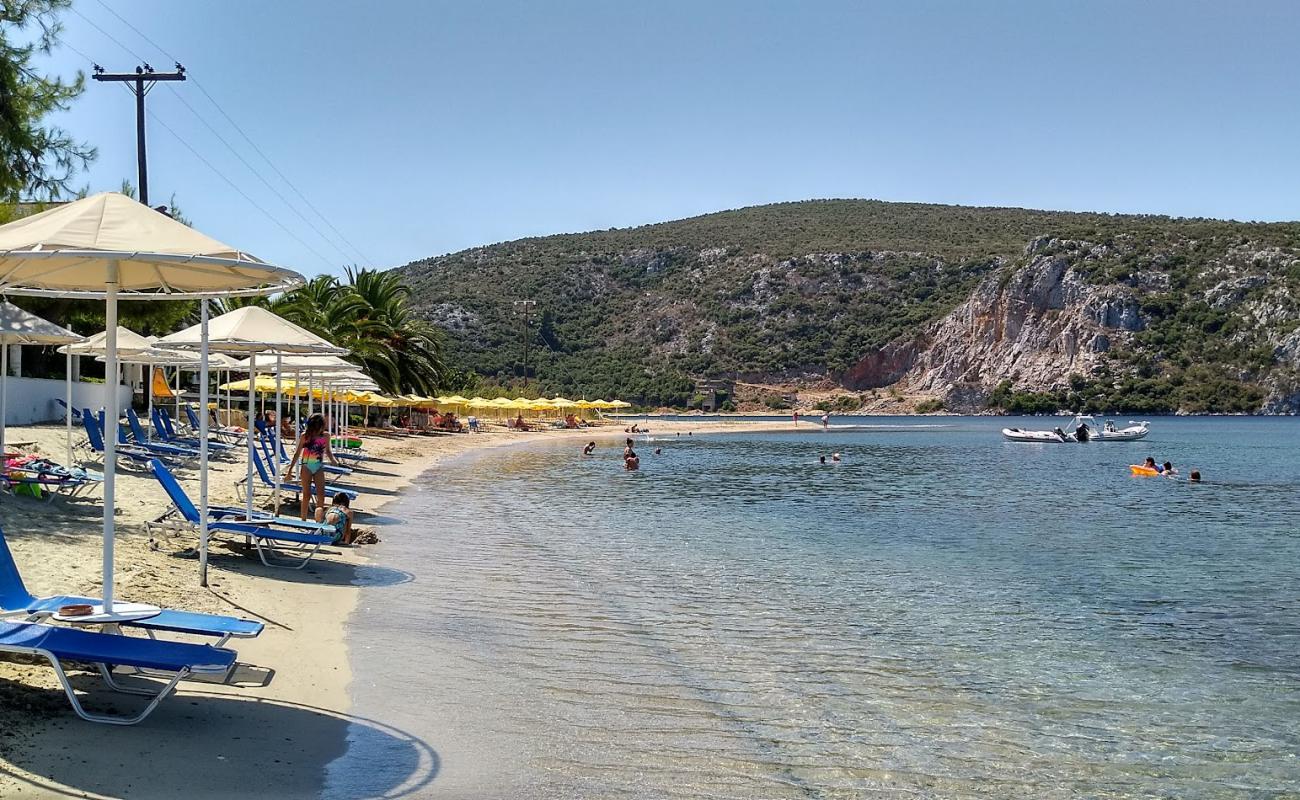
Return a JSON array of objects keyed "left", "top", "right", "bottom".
[
  {"left": 513, "top": 299, "right": 537, "bottom": 385},
  {"left": 92, "top": 63, "right": 187, "bottom": 206}
]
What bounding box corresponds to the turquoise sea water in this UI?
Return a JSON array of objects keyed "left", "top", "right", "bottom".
[{"left": 327, "top": 416, "right": 1300, "bottom": 799}]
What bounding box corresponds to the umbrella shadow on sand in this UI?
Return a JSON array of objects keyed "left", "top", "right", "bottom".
[{"left": 0, "top": 684, "right": 439, "bottom": 800}]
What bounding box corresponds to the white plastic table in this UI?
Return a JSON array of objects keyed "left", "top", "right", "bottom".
[{"left": 50, "top": 602, "right": 162, "bottom": 624}]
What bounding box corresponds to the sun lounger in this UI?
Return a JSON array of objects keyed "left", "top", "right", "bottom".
[
  {"left": 54, "top": 398, "right": 84, "bottom": 422},
  {"left": 0, "top": 523, "right": 263, "bottom": 648},
  {"left": 0, "top": 620, "right": 235, "bottom": 724},
  {"left": 150, "top": 411, "right": 235, "bottom": 452},
  {"left": 81, "top": 409, "right": 160, "bottom": 466},
  {"left": 124, "top": 409, "right": 201, "bottom": 459},
  {"left": 254, "top": 420, "right": 352, "bottom": 477},
  {"left": 1, "top": 456, "right": 101, "bottom": 502},
  {"left": 182, "top": 405, "right": 245, "bottom": 444},
  {"left": 147, "top": 459, "right": 336, "bottom": 568},
  {"left": 240, "top": 446, "right": 358, "bottom": 509}
]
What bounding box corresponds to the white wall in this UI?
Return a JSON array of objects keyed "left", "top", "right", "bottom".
[{"left": 0, "top": 377, "right": 133, "bottom": 425}]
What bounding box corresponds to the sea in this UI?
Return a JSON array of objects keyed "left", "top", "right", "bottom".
[{"left": 324, "top": 416, "right": 1300, "bottom": 799}]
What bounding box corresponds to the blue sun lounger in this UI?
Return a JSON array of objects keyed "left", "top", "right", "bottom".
[
  {"left": 155, "top": 407, "right": 236, "bottom": 452},
  {"left": 147, "top": 458, "right": 329, "bottom": 532},
  {"left": 81, "top": 409, "right": 158, "bottom": 466},
  {"left": 147, "top": 459, "right": 336, "bottom": 568},
  {"left": 253, "top": 420, "right": 352, "bottom": 478},
  {"left": 0, "top": 523, "right": 263, "bottom": 648},
  {"left": 182, "top": 405, "right": 244, "bottom": 444},
  {"left": 0, "top": 620, "right": 235, "bottom": 725},
  {"left": 241, "top": 447, "right": 358, "bottom": 508},
  {"left": 124, "top": 409, "right": 200, "bottom": 459}
]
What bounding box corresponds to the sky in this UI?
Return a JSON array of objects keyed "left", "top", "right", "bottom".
[{"left": 31, "top": 0, "right": 1300, "bottom": 276}]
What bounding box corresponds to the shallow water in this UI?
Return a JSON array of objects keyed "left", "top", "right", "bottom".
[{"left": 326, "top": 416, "right": 1300, "bottom": 799}]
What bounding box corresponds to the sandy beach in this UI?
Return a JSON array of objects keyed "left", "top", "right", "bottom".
[{"left": 0, "top": 416, "right": 789, "bottom": 799}]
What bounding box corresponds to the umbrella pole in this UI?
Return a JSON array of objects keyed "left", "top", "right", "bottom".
[
  {"left": 246, "top": 352, "right": 257, "bottom": 519},
  {"left": 1, "top": 342, "right": 8, "bottom": 461},
  {"left": 102, "top": 268, "right": 119, "bottom": 611},
  {"left": 198, "top": 300, "right": 212, "bottom": 586},
  {"left": 146, "top": 360, "right": 153, "bottom": 442},
  {"left": 65, "top": 350, "right": 73, "bottom": 466},
  {"left": 273, "top": 354, "right": 283, "bottom": 514}
]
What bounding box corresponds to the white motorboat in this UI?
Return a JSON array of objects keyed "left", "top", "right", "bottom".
[{"left": 1002, "top": 415, "right": 1149, "bottom": 443}]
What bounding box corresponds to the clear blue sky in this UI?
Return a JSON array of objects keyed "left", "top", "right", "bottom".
[{"left": 35, "top": 0, "right": 1300, "bottom": 276}]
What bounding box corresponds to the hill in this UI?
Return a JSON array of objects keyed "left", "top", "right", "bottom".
[{"left": 396, "top": 200, "right": 1300, "bottom": 413}]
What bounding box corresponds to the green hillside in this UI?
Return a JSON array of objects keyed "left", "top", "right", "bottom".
[{"left": 397, "top": 200, "right": 1300, "bottom": 411}]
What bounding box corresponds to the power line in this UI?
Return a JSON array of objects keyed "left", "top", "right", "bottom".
[
  {"left": 68, "top": 6, "right": 147, "bottom": 63},
  {"left": 146, "top": 108, "right": 337, "bottom": 271},
  {"left": 189, "top": 79, "right": 375, "bottom": 265},
  {"left": 92, "top": 0, "right": 374, "bottom": 266},
  {"left": 161, "top": 85, "right": 356, "bottom": 264}
]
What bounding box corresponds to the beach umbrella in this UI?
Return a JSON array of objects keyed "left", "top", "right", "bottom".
[
  {"left": 0, "top": 192, "right": 303, "bottom": 609},
  {"left": 0, "top": 301, "right": 80, "bottom": 463},
  {"left": 158, "top": 307, "right": 345, "bottom": 553},
  {"left": 609, "top": 400, "right": 632, "bottom": 408}
]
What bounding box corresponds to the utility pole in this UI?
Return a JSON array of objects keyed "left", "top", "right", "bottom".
[
  {"left": 92, "top": 63, "right": 187, "bottom": 206},
  {"left": 513, "top": 299, "right": 536, "bottom": 385}
]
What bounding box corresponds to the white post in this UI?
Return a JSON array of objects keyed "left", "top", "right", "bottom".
[
  {"left": 273, "top": 353, "right": 283, "bottom": 513},
  {"left": 65, "top": 350, "right": 73, "bottom": 466},
  {"left": 1, "top": 342, "right": 8, "bottom": 460},
  {"left": 245, "top": 352, "right": 257, "bottom": 519},
  {"left": 102, "top": 266, "right": 119, "bottom": 612},
  {"left": 198, "top": 300, "right": 211, "bottom": 586},
  {"left": 145, "top": 359, "right": 154, "bottom": 441}
]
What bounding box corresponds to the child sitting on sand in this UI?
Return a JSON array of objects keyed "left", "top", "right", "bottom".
[{"left": 324, "top": 492, "right": 354, "bottom": 545}]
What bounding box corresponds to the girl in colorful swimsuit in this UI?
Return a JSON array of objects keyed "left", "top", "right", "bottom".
[{"left": 284, "top": 413, "right": 341, "bottom": 521}]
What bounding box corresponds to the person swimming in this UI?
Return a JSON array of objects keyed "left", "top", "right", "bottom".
[
  {"left": 583, "top": 441, "right": 596, "bottom": 456},
  {"left": 1143, "top": 457, "right": 1161, "bottom": 473},
  {"left": 1189, "top": 470, "right": 1202, "bottom": 482},
  {"left": 831, "top": 452, "right": 841, "bottom": 462},
  {"left": 1162, "top": 461, "right": 1178, "bottom": 476},
  {"left": 819, "top": 455, "right": 826, "bottom": 464}
]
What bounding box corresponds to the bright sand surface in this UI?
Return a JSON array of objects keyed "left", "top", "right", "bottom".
[{"left": 0, "top": 417, "right": 787, "bottom": 799}]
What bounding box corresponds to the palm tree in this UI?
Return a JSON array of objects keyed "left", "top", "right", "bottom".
[{"left": 268, "top": 268, "right": 445, "bottom": 394}]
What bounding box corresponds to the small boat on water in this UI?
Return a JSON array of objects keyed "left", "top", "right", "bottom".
[{"left": 1002, "top": 415, "right": 1150, "bottom": 443}]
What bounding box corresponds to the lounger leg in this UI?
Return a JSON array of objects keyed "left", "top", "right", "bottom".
[
  {"left": 39, "top": 651, "right": 190, "bottom": 725},
  {"left": 253, "top": 536, "right": 319, "bottom": 569}
]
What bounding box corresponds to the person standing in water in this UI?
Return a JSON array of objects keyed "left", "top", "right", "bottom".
[
  {"left": 582, "top": 441, "right": 596, "bottom": 456},
  {"left": 821, "top": 413, "right": 830, "bottom": 430},
  {"left": 284, "top": 413, "right": 342, "bottom": 521}
]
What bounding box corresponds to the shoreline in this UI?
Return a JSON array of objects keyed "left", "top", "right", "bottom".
[{"left": 0, "top": 418, "right": 793, "bottom": 799}]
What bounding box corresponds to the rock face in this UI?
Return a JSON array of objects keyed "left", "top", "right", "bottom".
[{"left": 849, "top": 239, "right": 1146, "bottom": 407}]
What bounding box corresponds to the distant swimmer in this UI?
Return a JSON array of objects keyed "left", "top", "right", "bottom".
[
  {"left": 1143, "top": 457, "right": 1162, "bottom": 473},
  {"left": 819, "top": 455, "right": 827, "bottom": 464},
  {"left": 654, "top": 448, "right": 662, "bottom": 455},
  {"left": 624, "top": 450, "right": 640, "bottom": 470},
  {"left": 582, "top": 441, "right": 596, "bottom": 456},
  {"left": 832, "top": 452, "right": 841, "bottom": 462},
  {"left": 624, "top": 437, "right": 635, "bottom": 458},
  {"left": 1162, "top": 461, "right": 1178, "bottom": 476},
  {"left": 1189, "top": 470, "right": 1202, "bottom": 482}
]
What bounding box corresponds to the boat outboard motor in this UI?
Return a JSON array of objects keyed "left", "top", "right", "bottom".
[{"left": 1076, "top": 423, "right": 1090, "bottom": 442}]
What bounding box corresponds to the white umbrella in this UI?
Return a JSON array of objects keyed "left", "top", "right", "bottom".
[
  {"left": 157, "top": 306, "right": 344, "bottom": 579},
  {"left": 0, "top": 301, "right": 81, "bottom": 462},
  {"left": 0, "top": 192, "right": 303, "bottom": 612}
]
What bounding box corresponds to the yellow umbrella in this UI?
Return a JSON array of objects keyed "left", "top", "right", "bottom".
[
  {"left": 219, "top": 375, "right": 292, "bottom": 393},
  {"left": 466, "top": 397, "right": 494, "bottom": 410},
  {"left": 445, "top": 395, "right": 471, "bottom": 405},
  {"left": 550, "top": 397, "right": 578, "bottom": 409},
  {"left": 575, "top": 399, "right": 598, "bottom": 409},
  {"left": 609, "top": 400, "right": 632, "bottom": 408}
]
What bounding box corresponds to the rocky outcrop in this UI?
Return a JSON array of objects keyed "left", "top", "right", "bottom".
[{"left": 851, "top": 239, "right": 1146, "bottom": 404}]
